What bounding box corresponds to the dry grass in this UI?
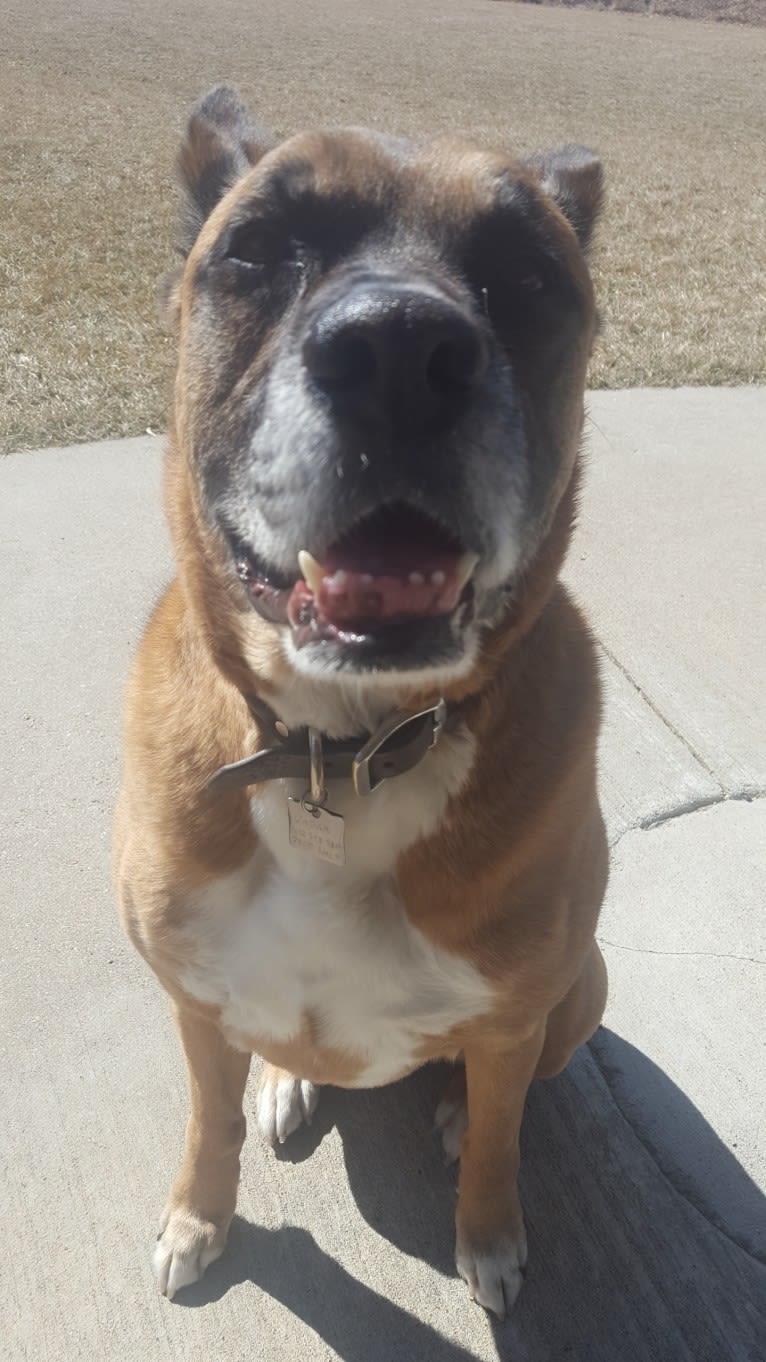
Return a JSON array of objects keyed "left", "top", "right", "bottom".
[{"left": 1, "top": 0, "right": 765, "bottom": 453}]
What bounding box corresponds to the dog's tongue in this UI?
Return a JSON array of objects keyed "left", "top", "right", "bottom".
[{"left": 287, "top": 517, "right": 475, "bottom": 631}]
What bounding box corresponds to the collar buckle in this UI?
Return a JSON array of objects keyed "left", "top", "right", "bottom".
[{"left": 351, "top": 698, "right": 447, "bottom": 797}]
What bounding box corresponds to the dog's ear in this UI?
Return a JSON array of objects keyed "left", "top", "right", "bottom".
[
  {"left": 177, "top": 85, "right": 275, "bottom": 254},
  {"left": 525, "top": 145, "right": 603, "bottom": 251}
]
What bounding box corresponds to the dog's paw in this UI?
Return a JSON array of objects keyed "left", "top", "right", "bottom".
[
  {"left": 455, "top": 1222, "right": 528, "bottom": 1320},
  {"left": 153, "top": 1208, "right": 227, "bottom": 1299},
  {"left": 434, "top": 1091, "right": 468, "bottom": 1165},
  {"left": 256, "top": 1065, "right": 320, "bottom": 1145}
]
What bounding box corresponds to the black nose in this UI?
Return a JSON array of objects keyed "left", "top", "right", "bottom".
[{"left": 302, "top": 281, "right": 487, "bottom": 432}]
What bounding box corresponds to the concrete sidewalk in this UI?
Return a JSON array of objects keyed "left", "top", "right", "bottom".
[{"left": 1, "top": 387, "right": 764, "bottom": 1361}]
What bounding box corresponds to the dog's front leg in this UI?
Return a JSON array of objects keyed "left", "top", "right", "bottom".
[
  {"left": 154, "top": 1002, "right": 251, "bottom": 1298},
  {"left": 455, "top": 1025, "right": 545, "bottom": 1319}
]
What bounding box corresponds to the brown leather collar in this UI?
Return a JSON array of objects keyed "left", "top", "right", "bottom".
[{"left": 208, "top": 697, "right": 448, "bottom": 797}]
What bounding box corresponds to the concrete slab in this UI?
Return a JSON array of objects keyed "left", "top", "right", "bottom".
[
  {"left": 593, "top": 655, "right": 721, "bottom": 845},
  {"left": 596, "top": 798, "right": 766, "bottom": 1255},
  {"left": 565, "top": 387, "right": 766, "bottom": 796},
  {"left": 2, "top": 396, "right": 765, "bottom": 1360}
]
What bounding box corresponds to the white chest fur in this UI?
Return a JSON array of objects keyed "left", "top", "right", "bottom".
[{"left": 179, "top": 723, "right": 493, "bottom": 1086}]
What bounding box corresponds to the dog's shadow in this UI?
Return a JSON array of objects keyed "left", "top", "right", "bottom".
[{"left": 175, "top": 1031, "right": 766, "bottom": 1361}]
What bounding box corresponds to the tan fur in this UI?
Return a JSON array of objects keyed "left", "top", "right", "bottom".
[{"left": 116, "top": 108, "right": 608, "bottom": 1315}]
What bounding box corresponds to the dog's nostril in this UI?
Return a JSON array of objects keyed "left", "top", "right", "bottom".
[
  {"left": 303, "top": 329, "right": 377, "bottom": 390},
  {"left": 426, "top": 335, "right": 483, "bottom": 395}
]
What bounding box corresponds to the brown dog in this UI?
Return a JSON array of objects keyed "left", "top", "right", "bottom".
[{"left": 115, "top": 86, "right": 608, "bottom": 1318}]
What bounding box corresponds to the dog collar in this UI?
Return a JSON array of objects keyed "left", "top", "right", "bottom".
[{"left": 208, "top": 698, "right": 448, "bottom": 798}]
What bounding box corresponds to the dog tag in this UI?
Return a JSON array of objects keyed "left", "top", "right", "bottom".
[{"left": 288, "top": 797, "right": 346, "bottom": 866}]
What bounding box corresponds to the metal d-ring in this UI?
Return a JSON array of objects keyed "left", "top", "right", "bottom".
[{"left": 307, "top": 727, "right": 326, "bottom": 806}]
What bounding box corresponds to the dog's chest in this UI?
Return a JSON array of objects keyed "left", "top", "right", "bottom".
[{"left": 179, "top": 728, "right": 493, "bottom": 1085}]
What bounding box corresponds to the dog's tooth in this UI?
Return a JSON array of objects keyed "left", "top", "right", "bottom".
[
  {"left": 455, "top": 552, "right": 479, "bottom": 593},
  {"left": 431, "top": 570, "right": 446, "bottom": 587},
  {"left": 409, "top": 571, "right": 425, "bottom": 585},
  {"left": 298, "top": 549, "right": 324, "bottom": 597},
  {"left": 332, "top": 570, "right": 348, "bottom": 587}
]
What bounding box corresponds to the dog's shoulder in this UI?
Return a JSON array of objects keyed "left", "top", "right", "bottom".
[{"left": 118, "top": 578, "right": 257, "bottom": 898}]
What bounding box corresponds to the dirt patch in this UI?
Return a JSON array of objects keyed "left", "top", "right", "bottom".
[
  {"left": 2, "top": 0, "right": 765, "bottom": 452},
  {"left": 501, "top": 0, "right": 765, "bottom": 24}
]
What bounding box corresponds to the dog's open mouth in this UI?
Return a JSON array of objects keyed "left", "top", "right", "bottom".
[{"left": 233, "top": 504, "right": 478, "bottom": 651}]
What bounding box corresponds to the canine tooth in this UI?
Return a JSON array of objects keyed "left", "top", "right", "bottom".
[
  {"left": 333, "top": 570, "right": 348, "bottom": 587},
  {"left": 455, "top": 552, "right": 479, "bottom": 592},
  {"left": 361, "top": 573, "right": 374, "bottom": 585},
  {"left": 298, "top": 549, "right": 323, "bottom": 597},
  {"left": 409, "top": 571, "right": 425, "bottom": 585},
  {"left": 431, "top": 570, "right": 446, "bottom": 587}
]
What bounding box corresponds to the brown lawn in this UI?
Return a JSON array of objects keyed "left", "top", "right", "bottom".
[{"left": 1, "top": 0, "right": 765, "bottom": 452}]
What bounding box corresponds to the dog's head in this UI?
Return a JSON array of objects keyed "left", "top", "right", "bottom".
[{"left": 167, "top": 87, "right": 602, "bottom": 696}]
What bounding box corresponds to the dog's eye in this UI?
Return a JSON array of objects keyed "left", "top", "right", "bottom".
[
  {"left": 514, "top": 259, "right": 546, "bottom": 294},
  {"left": 504, "top": 253, "right": 550, "bottom": 297},
  {"left": 225, "top": 223, "right": 282, "bottom": 270},
  {"left": 475, "top": 251, "right": 554, "bottom": 323},
  {"left": 224, "top": 224, "right": 309, "bottom": 279}
]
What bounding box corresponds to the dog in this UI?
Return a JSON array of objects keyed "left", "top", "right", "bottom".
[{"left": 114, "top": 85, "right": 608, "bottom": 1319}]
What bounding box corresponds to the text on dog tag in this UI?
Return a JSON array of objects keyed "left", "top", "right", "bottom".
[{"left": 287, "top": 797, "right": 346, "bottom": 866}]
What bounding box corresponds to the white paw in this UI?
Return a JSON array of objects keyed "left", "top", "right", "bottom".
[
  {"left": 434, "top": 1092, "right": 468, "bottom": 1165},
  {"left": 455, "top": 1225, "right": 528, "bottom": 1320},
  {"left": 153, "top": 1208, "right": 226, "bottom": 1299},
  {"left": 256, "top": 1070, "right": 320, "bottom": 1145}
]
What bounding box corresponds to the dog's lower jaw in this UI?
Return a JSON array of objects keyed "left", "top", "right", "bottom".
[{"left": 281, "top": 619, "right": 481, "bottom": 692}]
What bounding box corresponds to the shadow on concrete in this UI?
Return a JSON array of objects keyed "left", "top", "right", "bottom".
[
  {"left": 174, "top": 1031, "right": 766, "bottom": 1361},
  {"left": 589, "top": 1028, "right": 766, "bottom": 1262},
  {"left": 175, "top": 1223, "right": 479, "bottom": 1362}
]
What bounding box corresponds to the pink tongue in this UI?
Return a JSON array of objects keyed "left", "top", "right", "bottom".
[{"left": 290, "top": 551, "right": 464, "bottom": 628}]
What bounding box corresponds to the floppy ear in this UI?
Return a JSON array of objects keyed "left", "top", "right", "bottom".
[
  {"left": 177, "top": 85, "right": 275, "bottom": 254},
  {"left": 525, "top": 145, "right": 603, "bottom": 251}
]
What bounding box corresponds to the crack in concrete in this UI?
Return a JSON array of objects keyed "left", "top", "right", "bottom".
[
  {"left": 597, "top": 937, "right": 766, "bottom": 967},
  {"left": 603, "top": 792, "right": 766, "bottom": 962},
  {"left": 595, "top": 638, "right": 724, "bottom": 783},
  {"left": 608, "top": 789, "right": 766, "bottom": 855},
  {"left": 640, "top": 790, "right": 766, "bottom": 831}
]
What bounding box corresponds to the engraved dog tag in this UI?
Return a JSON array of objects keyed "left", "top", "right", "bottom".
[{"left": 288, "top": 797, "right": 346, "bottom": 866}]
